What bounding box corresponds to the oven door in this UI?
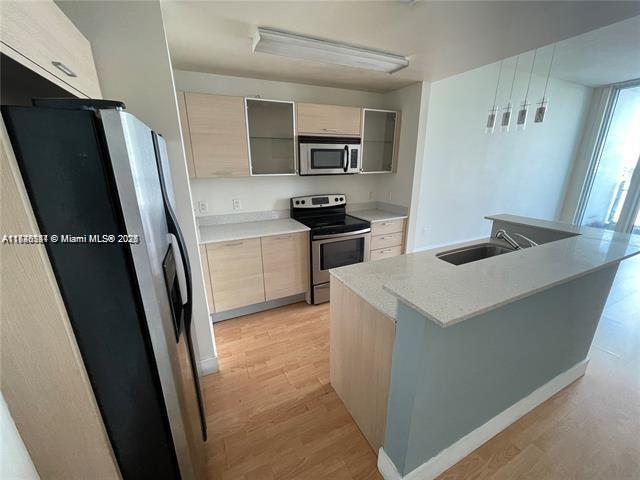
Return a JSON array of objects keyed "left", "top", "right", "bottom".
[
  {"left": 312, "top": 230, "right": 371, "bottom": 285},
  {"left": 300, "top": 143, "right": 350, "bottom": 175}
]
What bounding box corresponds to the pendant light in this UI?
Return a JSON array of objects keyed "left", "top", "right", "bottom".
[
  {"left": 535, "top": 44, "right": 557, "bottom": 123},
  {"left": 516, "top": 49, "right": 537, "bottom": 130},
  {"left": 486, "top": 61, "right": 503, "bottom": 133},
  {"left": 501, "top": 56, "right": 519, "bottom": 133}
]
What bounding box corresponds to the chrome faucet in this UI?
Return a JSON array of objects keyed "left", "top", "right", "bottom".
[
  {"left": 495, "top": 229, "right": 539, "bottom": 249},
  {"left": 513, "top": 232, "right": 539, "bottom": 248}
]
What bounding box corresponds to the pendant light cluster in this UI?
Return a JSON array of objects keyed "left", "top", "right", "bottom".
[{"left": 486, "top": 44, "right": 556, "bottom": 133}]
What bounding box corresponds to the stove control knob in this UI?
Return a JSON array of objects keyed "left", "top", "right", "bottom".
[
  {"left": 301, "top": 200, "right": 306, "bottom": 204},
  {"left": 295, "top": 200, "right": 300, "bottom": 205},
  {"left": 340, "top": 197, "right": 344, "bottom": 201},
  {"left": 334, "top": 197, "right": 339, "bottom": 202}
]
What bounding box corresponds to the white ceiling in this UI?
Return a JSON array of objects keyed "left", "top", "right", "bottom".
[
  {"left": 551, "top": 15, "right": 640, "bottom": 87},
  {"left": 162, "top": 1, "right": 640, "bottom": 93}
]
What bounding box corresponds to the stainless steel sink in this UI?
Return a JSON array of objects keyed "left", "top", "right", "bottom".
[{"left": 436, "top": 243, "right": 515, "bottom": 266}]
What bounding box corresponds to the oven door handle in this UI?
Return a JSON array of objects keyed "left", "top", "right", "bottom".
[
  {"left": 313, "top": 228, "right": 371, "bottom": 240},
  {"left": 343, "top": 145, "right": 349, "bottom": 172}
]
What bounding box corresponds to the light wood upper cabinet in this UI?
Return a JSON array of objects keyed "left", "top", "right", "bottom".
[
  {"left": 177, "top": 92, "right": 196, "bottom": 178},
  {"left": 206, "top": 238, "right": 265, "bottom": 312},
  {"left": 0, "top": 0, "right": 102, "bottom": 99},
  {"left": 184, "top": 93, "right": 250, "bottom": 178},
  {"left": 261, "top": 233, "right": 309, "bottom": 301},
  {"left": 296, "top": 103, "right": 361, "bottom": 136},
  {"left": 361, "top": 109, "right": 400, "bottom": 173}
]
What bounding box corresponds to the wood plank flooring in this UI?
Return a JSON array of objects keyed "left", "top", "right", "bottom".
[
  {"left": 203, "top": 255, "right": 640, "bottom": 479},
  {"left": 201, "top": 302, "right": 382, "bottom": 480}
]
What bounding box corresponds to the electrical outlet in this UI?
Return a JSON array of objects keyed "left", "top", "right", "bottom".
[
  {"left": 232, "top": 198, "right": 242, "bottom": 211},
  {"left": 198, "top": 201, "right": 209, "bottom": 214}
]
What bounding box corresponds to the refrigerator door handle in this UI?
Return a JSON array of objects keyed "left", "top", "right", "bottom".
[{"left": 151, "top": 132, "right": 208, "bottom": 442}]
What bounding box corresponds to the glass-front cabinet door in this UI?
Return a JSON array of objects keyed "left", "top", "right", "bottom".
[
  {"left": 245, "top": 98, "right": 296, "bottom": 175},
  {"left": 361, "top": 108, "right": 399, "bottom": 173}
]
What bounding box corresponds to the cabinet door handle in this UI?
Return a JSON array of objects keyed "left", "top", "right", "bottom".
[
  {"left": 323, "top": 128, "right": 338, "bottom": 132},
  {"left": 224, "top": 241, "right": 243, "bottom": 247},
  {"left": 275, "top": 235, "right": 291, "bottom": 240},
  {"left": 52, "top": 61, "right": 77, "bottom": 78}
]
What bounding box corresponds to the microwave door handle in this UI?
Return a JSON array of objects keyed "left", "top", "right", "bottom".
[{"left": 343, "top": 146, "right": 348, "bottom": 172}]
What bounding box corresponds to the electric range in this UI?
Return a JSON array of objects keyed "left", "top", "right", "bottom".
[{"left": 291, "top": 194, "right": 371, "bottom": 304}]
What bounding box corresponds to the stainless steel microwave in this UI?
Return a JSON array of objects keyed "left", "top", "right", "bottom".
[{"left": 298, "top": 136, "right": 361, "bottom": 175}]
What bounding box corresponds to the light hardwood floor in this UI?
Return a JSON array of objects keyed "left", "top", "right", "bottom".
[
  {"left": 202, "top": 302, "right": 382, "bottom": 480},
  {"left": 203, "top": 255, "right": 640, "bottom": 479}
]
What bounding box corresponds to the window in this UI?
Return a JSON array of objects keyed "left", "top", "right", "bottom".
[{"left": 578, "top": 82, "right": 640, "bottom": 233}]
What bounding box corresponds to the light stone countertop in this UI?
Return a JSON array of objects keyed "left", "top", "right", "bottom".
[
  {"left": 349, "top": 209, "right": 408, "bottom": 223},
  {"left": 198, "top": 218, "right": 309, "bottom": 244},
  {"left": 331, "top": 215, "right": 640, "bottom": 327}
]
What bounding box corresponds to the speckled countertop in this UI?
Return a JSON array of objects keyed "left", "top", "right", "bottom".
[
  {"left": 350, "top": 209, "right": 408, "bottom": 223},
  {"left": 198, "top": 218, "right": 309, "bottom": 244},
  {"left": 331, "top": 215, "right": 640, "bottom": 326}
]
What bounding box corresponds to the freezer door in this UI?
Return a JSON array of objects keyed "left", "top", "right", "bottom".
[{"left": 101, "top": 110, "right": 206, "bottom": 480}]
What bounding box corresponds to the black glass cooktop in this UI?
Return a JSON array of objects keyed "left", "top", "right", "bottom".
[{"left": 298, "top": 214, "right": 370, "bottom": 236}]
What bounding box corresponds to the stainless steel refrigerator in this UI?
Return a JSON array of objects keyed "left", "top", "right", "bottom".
[{"left": 2, "top": 99, "right": 207, "bottom": 479}]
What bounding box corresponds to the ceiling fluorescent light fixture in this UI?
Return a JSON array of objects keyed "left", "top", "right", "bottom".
[{"left": 252, "top": 27, "right": 409, "bottom": 74}]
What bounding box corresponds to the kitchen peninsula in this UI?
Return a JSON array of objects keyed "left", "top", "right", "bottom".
[{"left": 330, "top": 214, "right": 640, "bottom": 480}]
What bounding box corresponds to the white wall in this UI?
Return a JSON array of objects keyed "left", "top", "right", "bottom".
[
  {"left": 411, "top": 60, "right": 593, "bottom": 250},
  {"left": 58, "top": 1, "right": 217, "bottom": 373},
  {"left": 0, "top": 392, "right": 40, "bottom": 480},
  {"left": 174, "top": 71, "right": 422, "bottom": 214}
]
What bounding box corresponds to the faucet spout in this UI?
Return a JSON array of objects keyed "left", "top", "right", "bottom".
[{"left": 495, "top": 229, "right": 521, "bottom": 250}]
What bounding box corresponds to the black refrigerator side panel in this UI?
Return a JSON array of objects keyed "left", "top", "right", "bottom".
[{"left": 2, "top": 107, "right": 181, "bottom": 480}]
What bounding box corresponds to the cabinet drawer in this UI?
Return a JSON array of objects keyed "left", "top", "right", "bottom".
[
  {"left": 370, "top": 246, "right": 402, "bottom": 261},
  {"left": 371, "top": 219, "right": 405, "bottom": 236},
  {"left": 261, "top": 233, "right": 309, "bottom": 301},
  {"left": 185, "top": 93, "right": 250, "bottom": 178},
  {"left": 206, "top": 238, "right": 265, "bottom": 312},
  {"left": 0, "top": 1, "right": 102, "bottom": 98},
  {"left": 296, "top": 103, "right": 361, "bottom": 136},
  {"left": 371, "top": 232, "right": 403, "bottom": 251},
  {"left": 199, "top": 245, "right": 215, "bottom": 313}
]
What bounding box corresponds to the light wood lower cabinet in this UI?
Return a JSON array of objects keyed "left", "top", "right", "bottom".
[
  {"left": 261, "top": 233, "right": 309, "bottom": 301},
  {"left": 199, "top": 245, "right": 215, "bottom": 313},
  {"left": 206, "top": 238, "right": 265, "bottom": 312},
  {"left": 370, "top": 245, "right": 402, "bottom": 261},
  {"left": 330, "top": 276, "right": 395, "bottom": 451},
  {"left": 371, "top": 218, "right": 405, "bottom": 237},
  {"left": 371, "top": 232, "right": 403, "bottom": 251},
  {"left": 202, "top": 232, "right": 309, "bottom": 314},
  {"left": 370, "top": 218, "right": 406, "bottom": 260}
]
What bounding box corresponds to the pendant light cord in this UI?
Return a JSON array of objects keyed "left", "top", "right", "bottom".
[
  {"left": 507, "top": 56, "right": 520, "bottom": 105},
  {"left": 523, "top": 49, "right": 537, "bottom": 104},
  {"left": 491, "top": 61, "right": 504, "bottom": 108},
  {"left": 542, "top": 44, "right": 557, "bottom": 100}
]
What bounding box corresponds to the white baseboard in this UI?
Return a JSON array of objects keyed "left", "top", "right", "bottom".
[
  {"left": 199, "top": 355, "right": 219, "bottom": 376},
  {"left": 378, "top": 447, "right": 403, "bottom": 480},
  {"left": 378, "top": 359, "right": 589, "bottom": 480}
]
